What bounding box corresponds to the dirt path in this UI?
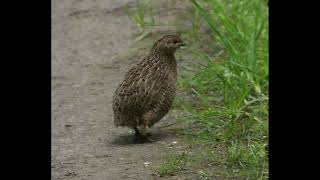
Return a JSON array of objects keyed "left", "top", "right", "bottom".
[{"left": 52, "top": 1, "right": 188, "bottom": 179}]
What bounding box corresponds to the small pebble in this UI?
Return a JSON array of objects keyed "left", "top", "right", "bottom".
[{"left": 144, "top": 162, "right": 150, "bottom": 167}]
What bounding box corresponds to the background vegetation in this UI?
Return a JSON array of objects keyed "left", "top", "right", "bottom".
[{"left": 127, "top": 0, "right": 268, "bottom": 178}]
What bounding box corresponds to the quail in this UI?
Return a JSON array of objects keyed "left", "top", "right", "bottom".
[{"left": 112, "top": 35, "right": 185, "bottom": 140}]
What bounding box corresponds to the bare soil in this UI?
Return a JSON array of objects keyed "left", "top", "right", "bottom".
[{"left": 52, "top": 0, "right": 193, "bottom": 179}]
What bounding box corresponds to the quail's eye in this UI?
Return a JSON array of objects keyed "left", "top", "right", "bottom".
[{"left": 173, "top": 40, "right": 178, "bottom": 44}]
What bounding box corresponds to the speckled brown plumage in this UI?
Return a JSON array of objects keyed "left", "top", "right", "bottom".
[{"left": 112, "top": 35, "right": 184, "bottom": 138}]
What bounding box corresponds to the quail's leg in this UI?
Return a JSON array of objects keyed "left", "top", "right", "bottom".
[
  {"left": 133, "top": 127, "right": 141, "bottom": 136},
  {"left": 141, "top": 125, "right": 154, "bottom": 142},
  {"left": 141, "top": 125, "right": 152, "bottom": 136},
  {"left": 142, "top": 111, "right": 158, "bottom": 136}
]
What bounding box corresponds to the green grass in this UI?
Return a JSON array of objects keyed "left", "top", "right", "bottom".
[
  {"left": 125, "top": 0, "right": 155, "bottom": 32},
  {"left": 127, "top": 0, "right": 268, "bottom": 179},
  {"left": 179, "top": 0, "right": 268, "bottom": 178},
  {"left": 158, "top": 152, "right": 192, "bottom": 177}
]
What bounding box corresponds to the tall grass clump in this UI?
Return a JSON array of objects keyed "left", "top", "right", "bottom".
[{"left": 176, "top": 0, "right": 269, "bottom": 178}]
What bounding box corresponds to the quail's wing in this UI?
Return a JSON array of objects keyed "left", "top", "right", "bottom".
[{"left": 114, "top": 65, "right": 153, "bottom": 112}]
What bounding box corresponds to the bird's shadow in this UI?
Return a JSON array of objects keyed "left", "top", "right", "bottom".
[{"left": 111, "top": 128, "right": 172, "bottom": 145}]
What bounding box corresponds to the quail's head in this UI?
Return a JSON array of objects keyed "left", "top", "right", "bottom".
[{"left": 152, "top": 35, "right": 185, "bottom": 53}]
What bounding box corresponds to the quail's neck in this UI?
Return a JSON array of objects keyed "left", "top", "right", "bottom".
[
  {"left": 148, "top": 49, "right": 177, "bottom": 73},
  {"left": 150, "top": 48, "right": 176, "bottom": 61}
]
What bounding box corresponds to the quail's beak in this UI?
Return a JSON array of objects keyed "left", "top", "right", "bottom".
[{"left": 178, "top": 42, "right": 187, "bottom": 49}]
